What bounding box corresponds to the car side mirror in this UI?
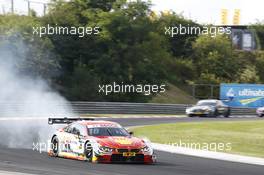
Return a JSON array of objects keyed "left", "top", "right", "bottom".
[{"left": 129, "top": 131, "right": 134, "bottom": 135}]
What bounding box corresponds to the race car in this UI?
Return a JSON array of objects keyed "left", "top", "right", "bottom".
[
  {"left": 48, "top": 118, "right": 156, "bottom": 164},
  {"left": 256, "top": 106, "right": 264, "bottom": 117},
  {"left": 185, "top": 99, "right": 231, "bottom": 117}
]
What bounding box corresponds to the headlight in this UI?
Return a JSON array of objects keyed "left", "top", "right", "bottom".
[
  {"left": 141, "top": 145, "right": 151, "bottom": 153},
  {"left": 99, "top": 146, "right": 113, "bottom": 153}
]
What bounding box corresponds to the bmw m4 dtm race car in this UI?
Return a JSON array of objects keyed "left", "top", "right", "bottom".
[{"left": 48, "top": 118, "right": 156, "bottom": 164}]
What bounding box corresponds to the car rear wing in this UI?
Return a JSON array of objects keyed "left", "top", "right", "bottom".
[{"left": 48, "top": 117, "right": 94, "bottom": 125}]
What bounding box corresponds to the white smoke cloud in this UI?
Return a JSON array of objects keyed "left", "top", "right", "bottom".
[{"left": 0, "top": 36, "right": 74, "bottom": 149}]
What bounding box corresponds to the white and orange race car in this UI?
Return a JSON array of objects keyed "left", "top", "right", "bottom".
[{"left": 48, "top": 118, "right": 156, "bottom": 164}]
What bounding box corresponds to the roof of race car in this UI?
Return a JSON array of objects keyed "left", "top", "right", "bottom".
[
  {"left": 198, "top": 99, "right": 219, "bottom": 103},
  {"left": 77, "top": 120, "right": 122, "bottom": 128}
]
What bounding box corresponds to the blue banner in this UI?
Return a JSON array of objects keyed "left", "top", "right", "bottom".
[{"left": 220, "top": 83, "right": 264, "bottom": 108}]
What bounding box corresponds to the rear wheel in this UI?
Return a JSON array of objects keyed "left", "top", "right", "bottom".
[
  {"left": 51, "top": 136, "right": 59, "bottom": 157},
  {"left": 84, "top": 142, "right": 93, "bottom": 162}
]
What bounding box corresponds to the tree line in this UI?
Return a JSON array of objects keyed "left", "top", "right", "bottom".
[{"left": 0, "top": 0, "right": 264, "bottom": 102}]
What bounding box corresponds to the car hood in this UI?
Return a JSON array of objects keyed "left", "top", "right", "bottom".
[
  {"left": 94, "top": 136, "right": 145, "bottom": 148},
  {"left": 187, "top": 105, "right": 214, "bottom": 110}
]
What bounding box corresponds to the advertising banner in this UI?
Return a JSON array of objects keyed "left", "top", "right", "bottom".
[{"left": 220, "top": 83, "right": 264, "bottom": 108}]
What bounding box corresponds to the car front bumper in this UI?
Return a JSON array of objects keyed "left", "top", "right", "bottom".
[
  {"left": 93, "top": 154, "right": 155, "bottom": 164},
  {"left": 186, "top": 111, "right": 210, "bottom": 115},
  {"left": 256, "top": 110, "right": 264, "bottom": 116}
]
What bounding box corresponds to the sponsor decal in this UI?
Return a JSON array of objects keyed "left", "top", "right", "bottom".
[
  {"left": 239, "top": 97, "right": 264, "bottom": 106},
  {"left": 226, "top": 88, "right": 235, "bottom": 100},
  {"left": 114, "top": 138, "right": 133, "bottom": 145}
]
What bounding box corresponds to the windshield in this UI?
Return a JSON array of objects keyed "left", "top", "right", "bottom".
[
  {"left": 87, "top": 127, "right": 130, "bottom": 136},
  {"left": 197, "top": 102, "right": 216, "bottom": 106}
]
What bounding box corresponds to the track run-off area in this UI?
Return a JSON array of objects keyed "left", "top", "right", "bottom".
[{"left": 0, "top": 115, "right": 264, "bottom": 175}]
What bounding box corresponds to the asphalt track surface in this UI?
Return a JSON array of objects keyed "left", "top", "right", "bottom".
[{"left": 0, "top": 116, "right": 264, "bottom": 175}]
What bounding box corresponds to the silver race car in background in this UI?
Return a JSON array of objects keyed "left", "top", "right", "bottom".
[{"left": 186, "top": 99, "right": 230, "bottom": 117}]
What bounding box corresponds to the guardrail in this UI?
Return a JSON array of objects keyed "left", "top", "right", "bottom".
[
  {"left": 0, "top": 101, "right": 257, "bottom": 116},
  {"left": 71, "top": 102, "right": 190, "bottom": 114},
  {"left": 72, "top": 102, "right": 256, "bottom": 115}
]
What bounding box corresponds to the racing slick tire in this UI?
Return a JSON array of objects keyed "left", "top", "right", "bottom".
[
  {"left": 188, "top": 114, "right": 195, "bottom": 117},
  {"left": 214, "top": 109, "right": 219, "bottom": 117},
  {"left": 257, "top": 114, "right": 264, "bottom": 117},
  {"left": 51, "top": 136, "right": 60, "bottom": 157},
  {"left": 208, "top": 110, "right": 218, "bottom": 117},
  {"left": 224, "top": 109, "right": 231, "bottom": 118},
  {"left": 84, "top": 141, "right": 93, "bottom": 162}
]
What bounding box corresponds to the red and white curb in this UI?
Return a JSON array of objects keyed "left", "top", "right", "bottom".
[{"left": 152, "top": 143, "right": 264, "bottom": 166}]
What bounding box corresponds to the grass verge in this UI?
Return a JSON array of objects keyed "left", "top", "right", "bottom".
[
  {"left": 132, "top": 120, "right": 264, "bottom": 158},
  {"left": 150, "top": 84, "right": 197, "bottom": 104}
]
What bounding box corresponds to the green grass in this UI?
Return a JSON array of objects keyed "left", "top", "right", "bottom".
[
  {"left": 132, "top": 120, "right": 264, "bottom": 158},
  {"left": 150, "top": 84, "right": 197, "bottom": 104}
]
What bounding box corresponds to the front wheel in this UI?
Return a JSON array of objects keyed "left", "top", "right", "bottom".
[
  {"left": 51, "top": 136, "right": 59, "bottom": 157},
  {"left": 209, "top": 110, "right": 218, "bottom": 117},
  {"left": 224, "top": 108, "right": 231, "bottom": 118},
  {"left": 258, "top": 114, "right": 264, "bottom": 117},
  {"left": 84, "top": 142, "right": 93, "bottom": 162},
  {"left": 214, "top": 110, "right": 219, "bottom": 117}
]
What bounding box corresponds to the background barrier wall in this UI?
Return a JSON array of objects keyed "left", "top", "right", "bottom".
[{"left": 0, "top": 101, "right": 256, "bottom": 116}]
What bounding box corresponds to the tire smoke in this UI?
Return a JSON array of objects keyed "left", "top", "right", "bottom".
[{"left": 0, "top": 36, "right": 74, "bottom": 149}]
